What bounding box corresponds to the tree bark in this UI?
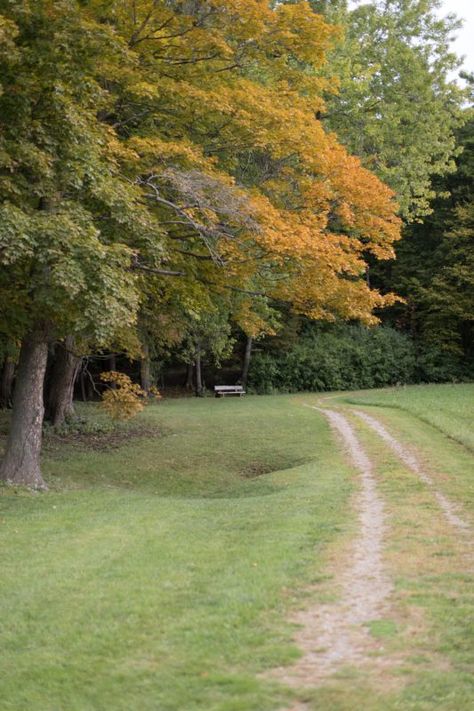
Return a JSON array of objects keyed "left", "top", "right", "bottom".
[
  {"left": 185, "top": 362, "right": 194, "bottom": 391},
  {"left": 140, "top": 342, "right": 152, "bottom": 395},
  {"left": 46, "top": 336, "right": 80, "bottom": 427},
  {"left": 80, "top": 367, "right": 87, "bottom": 401},
  {"left": 241, "top": 336, "right": 253, "bottom": 388},
  {"left": 0, "top": 329, "right": 49, "bottom": 489},
  {"left": 195, "top": 347, "right": 203, "bottom": 397},
  {"left": 0, "top": 357, "right": 15, "bottom": 409},
  {"left": 185, "top": 363, "right": 194, "bottom": 390}
]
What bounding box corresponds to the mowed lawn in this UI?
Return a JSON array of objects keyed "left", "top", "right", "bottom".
[
  {"left": 1, "top": 388, "right": 473, "bottom": 711},
  {"left": 0, "top": 396, "right": 353, "bottom": 711},
  {"left": 341, "top": 382, "right": 474, "bottom": 452}
]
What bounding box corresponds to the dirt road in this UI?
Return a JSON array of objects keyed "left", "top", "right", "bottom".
[{"left": 274, "top": 403, "right": 472, "bottom": 691}]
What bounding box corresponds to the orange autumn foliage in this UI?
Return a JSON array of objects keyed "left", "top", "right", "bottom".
[{"left": 90, "top": 1, "right": 401, "bottom": 328}]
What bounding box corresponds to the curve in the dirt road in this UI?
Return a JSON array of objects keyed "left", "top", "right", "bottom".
[
  {"left": 353, "top": 410, "right": 471, "bottom": 534},
  {"left": 273, "top": 406, "right": 393, "bottom": 685}
]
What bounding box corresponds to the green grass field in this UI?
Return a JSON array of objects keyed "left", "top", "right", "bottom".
[
  {"left": 341, "top": 382, "right": 474, "bottom": 451},
  {"left": 1, "top": 386, "right": 473, "bottom": 710}
]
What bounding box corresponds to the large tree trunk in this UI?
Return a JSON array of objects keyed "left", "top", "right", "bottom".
[
  {"left": 241, "top": 336, "right": 253, "bottom": 388},
  {"left": 0, "top": 357, "right": 15, "bottom": 409},
  {"left": 0, "top": 329, "right": 49, "bottom": 489},
  {"left": 140, "top": 342, "right": 152, "bottom": 395},
  {"left": 46, "top": 336, "right": 80, "bottom": 427}
]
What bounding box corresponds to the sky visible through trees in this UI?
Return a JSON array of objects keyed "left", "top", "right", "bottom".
[{"left": 440, "top": 0, "right": 474, "bottom": 73}]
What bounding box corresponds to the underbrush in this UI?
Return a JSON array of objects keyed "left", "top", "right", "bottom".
[
  {"left": 248, "top": 324, "right": 473, "bottom": 394},
  {"left": 249, "top": 325, "right": 417, "bottom": 393}
]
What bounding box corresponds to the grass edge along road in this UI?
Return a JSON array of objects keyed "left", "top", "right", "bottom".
[
  {"left": 340, "top": 383, "right": 474, "bottom": 453},
  {"left": 1, "top": 386, "right": 474, "bottom": 710}
]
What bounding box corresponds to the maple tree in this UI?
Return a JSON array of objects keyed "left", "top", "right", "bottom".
[
  {"left": 104, "top": 0, "right": 401, "bottom": 314},
  {"left": 0, "top": 0, "right": 401, "bottom": 487},
  {"left": 0, "top": 1, "right": 150, "bottom": 487}
]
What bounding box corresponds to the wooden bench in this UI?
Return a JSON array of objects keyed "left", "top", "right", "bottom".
[{"left": 214, "top": 385, "right": 246, "bottom": 398}]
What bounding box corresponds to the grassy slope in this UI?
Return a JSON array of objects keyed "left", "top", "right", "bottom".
[
  {"left": 1, "top": 389, "right": 473, "bottom": 711},
  {"left": 0, "top": 396, "right": 353, "bottom": 711}
]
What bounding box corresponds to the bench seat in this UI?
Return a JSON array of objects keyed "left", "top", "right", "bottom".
[{"left": 214, "top": 385, "right": 246, "bottom": 397}]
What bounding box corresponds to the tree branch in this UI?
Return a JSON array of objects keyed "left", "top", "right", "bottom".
[{"left": 132, "top": 258, "right": 185, "bottom": 277}]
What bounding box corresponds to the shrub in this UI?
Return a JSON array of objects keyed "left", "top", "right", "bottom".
[
  {"left": 415, "top": 344, "right": 473, "bottom": 383},
  {"left": 100, "top": 371, "right": 146, "bottom": 420},
  {"left": 248, "top": 325, "right": 417, "bottom": 393}
]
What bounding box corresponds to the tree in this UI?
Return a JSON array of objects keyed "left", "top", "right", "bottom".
[
  {"left": 383, "top": 115, "right": 474, "bottom": 376},
  {"left": 104, "top": 0, "right": 401, "bottom": 319},
  {"left": 0, "top": 337, "right": 17, "bottom": 409},
  {"left": 0, "top": 1, "right": 152, "bottom": 486},
  {"left": 179, "top": 304, "right": 235, "bottom": 396},
  {"left": 308, "top": 0, "right": 465, "bottom": 220},
  {"left": 0, "top": 1, "right": 402, "bottom": 487},
  {"left": 45, "top": 337, "right": 82, "bottom": 427}
]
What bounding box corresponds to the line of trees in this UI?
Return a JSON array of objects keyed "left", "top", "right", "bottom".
[{"left": 0, "top": 0, "right": 470, "bottom": 488}]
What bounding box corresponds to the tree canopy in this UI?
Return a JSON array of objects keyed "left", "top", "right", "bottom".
[
  {"left": 0, "top": 0, "right": 402, "bottom": 347},
  {"left": 310, "top": 0, "right": 465, "bottom": 220},
  {"left": 383, "top": 116, "right": 474, "bottom": 377}
]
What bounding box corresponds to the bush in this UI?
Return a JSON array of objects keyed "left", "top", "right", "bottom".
[
  {"left": 415, "top": 344, "right": 474, "bottom": 383},
  {"left": 248, "top": 325, "right": 417, "bottom": 393}
]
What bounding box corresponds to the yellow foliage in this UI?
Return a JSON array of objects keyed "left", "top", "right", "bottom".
[
  {"left": 149, "top": 385, "right": 162, "bottom": 399},
  {"left": 100, "top": 371, "right": 145, "bottom": 420},
  {"left": 100, "top": 372, "right": 163, "bottom": 420}
]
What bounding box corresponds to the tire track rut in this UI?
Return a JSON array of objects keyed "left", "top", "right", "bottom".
[
  {"left": 273, "top": 401, "right": 472, "bottom": 696},
  {"left": 353, "top": 409, "right": 471, "bottom": 534},
  {"left": 272, "top": 407, "right": 392, "bottom": 685}
]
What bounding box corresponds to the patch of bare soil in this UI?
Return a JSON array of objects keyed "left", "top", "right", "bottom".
[
  {"left": 270, "top": 407, "right": 393, "bottom": 687},
  {"left": 43, "top": 423, "right": 163, "bottom": 455},
  {"left": 353, "top": 410, "right": 471, "bottom": 534},
  {"left": 240, "top": 462, "right": 277, "bottom": 478},
  {"left": 240, "top": 458, "right": 308, "bottom": 478}
]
